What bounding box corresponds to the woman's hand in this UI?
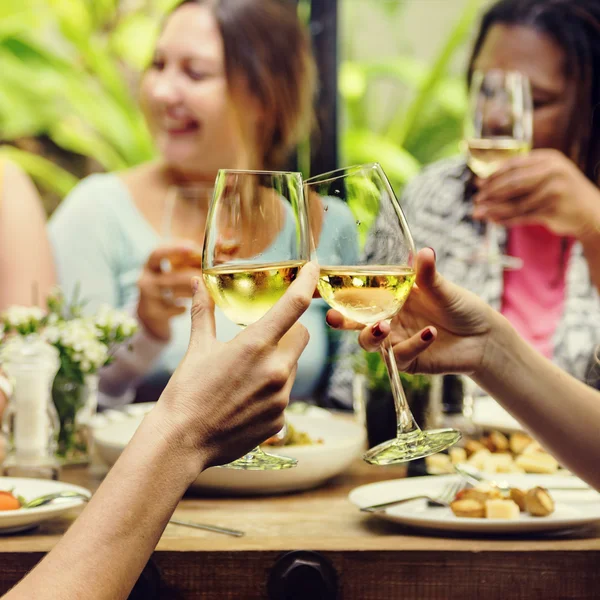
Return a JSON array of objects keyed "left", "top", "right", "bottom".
[
  {"left": 157, "top": 262, "right": 319, "bottom": 468},
  {"left": 473, "top": 149, "right": 600, "bottom": 240},
  {"left": 137, "top": 245, "right": 203, "bottom": 341},
  {"left": 326, "top": 249, "right": 495, "bottom": 376}
]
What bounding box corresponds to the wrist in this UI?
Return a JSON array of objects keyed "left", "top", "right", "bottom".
[
  {"left": 137, "top": 306, "right": 171, "bottom": 342},
  {"left": 574, "top": 184, "right": 600, "bottom": 243},
  {"left": 473, "top": 310, "right": 516, "bottom": 385},
  {"left": 142, "top": 403, "right": 208, "bottom": 485}
]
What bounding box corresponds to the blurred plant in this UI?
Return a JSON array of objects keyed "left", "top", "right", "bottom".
[
  {"left": 339, "top": 0, "right": 482, "bottom": 392},
  {"left": 340, "top": 0, "right": 482, "bottom": 192},
  {"left": 0, "top": 0, "right": 182, "bottom": 197}
]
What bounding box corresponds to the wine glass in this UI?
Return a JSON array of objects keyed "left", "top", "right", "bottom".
[
  {"left": 464, "top": 69, "right": 533, "bottom": 270},
  {"left": 305, "top": 163, "right": 461, "bottom": 465},
  {"left": 201, "top": 169, "right": 309, "bottom": 470}
]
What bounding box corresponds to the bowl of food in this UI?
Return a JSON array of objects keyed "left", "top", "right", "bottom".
[{"left": 92, "top": 404, "right": 366, "bottom": 495}]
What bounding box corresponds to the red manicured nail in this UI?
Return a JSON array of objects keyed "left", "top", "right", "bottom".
[
  {"left": 421, "top": 328, "right": 434, "bottom": 342},
  {"left": 372, "top": 323, "right": 384, "bottom": 337},
  {"left": 325, "top": 313, "right": 338, "bottom": 328},
  {"left": 428, "top": 247, "right": 436, "bottom": 261}
]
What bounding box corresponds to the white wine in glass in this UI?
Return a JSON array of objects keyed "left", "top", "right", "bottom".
[
  {"left": 464, "top": 69, "right": 533, "bottom": 270},
  {"left": 202, "top": 169, "right": 309, "bottom": 470},
  {"left": 466, "top": 137, "right": 530, "bottom": 180},
  {"left": 306, "top": 163, "right": 461, "bottom": 465}
]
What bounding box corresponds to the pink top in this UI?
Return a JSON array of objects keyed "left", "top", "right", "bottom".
[{"left": 501, "top": 225, "right": 574, "bottom": 359}]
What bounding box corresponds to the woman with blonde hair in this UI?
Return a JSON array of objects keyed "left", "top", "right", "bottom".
[{"left": 50, "top": 0, "right": 355, "bottom": 406}]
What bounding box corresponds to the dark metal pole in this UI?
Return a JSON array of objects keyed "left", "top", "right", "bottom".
[{"left": 310, "top": 0, "right": 338, "bottom": 175}]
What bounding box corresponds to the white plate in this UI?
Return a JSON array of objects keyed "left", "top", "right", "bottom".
[
  {"left": 472, "top": 396, "right": 525, "bottom": 434},
  {"left": 349, "top": 474, "right": 600, "bottom": 534},
  {"left": 92, "top": 405, "right": 366, "bottom": 495},
  {"left": 0, "top": 478, "right": 91, "bottom": 534}
]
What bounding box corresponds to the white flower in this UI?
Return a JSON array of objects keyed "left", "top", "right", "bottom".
[{"left": 1, "top": 306, "right": 46, "bottom": 330}]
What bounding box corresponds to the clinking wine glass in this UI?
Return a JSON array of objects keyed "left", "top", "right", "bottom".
[
  {"left": 201, "top": 169, "right": 309, "bottom": 470},
  {"left": 305, "top": 163, "right": 461, "bottom": 464},
  {"left": 464, "top": 69, "right": 533, "bottom": 270}
]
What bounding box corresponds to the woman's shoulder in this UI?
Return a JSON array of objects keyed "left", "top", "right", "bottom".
[{"left": 50, "top": 172, "right": 135, "bottom": 227}]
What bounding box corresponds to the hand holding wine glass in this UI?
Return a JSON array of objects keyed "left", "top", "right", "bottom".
[
  {"left": 137, "top": 245, "right": 203, "bottom": 341},
  {"left": 201, "top": 169, "right": 310, "bottom": 470},
  {"left": 305, "top": 164, "right": 461, "bottom": 464},
  {"left": 325, "top": 248, "right": 494, "bottom": 377},
  {"left": 464, "top": 69, "right": 533, "bottom": 270}
]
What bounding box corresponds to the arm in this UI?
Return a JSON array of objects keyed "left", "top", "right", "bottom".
[
  {"left": 4, "top": 263, "right": 318, "bottom": 600},
  {"left": 328, "top": 248, "right": 600, "bottom": 490},
  {"left": 474, "top": 311, "right": 600, "bottom": 489},
  {"left": 0, "top": 161, "right": 56, "bottom": 308},
  {"left": 474, "top": 149, "right": 600, "bottom": 293}
]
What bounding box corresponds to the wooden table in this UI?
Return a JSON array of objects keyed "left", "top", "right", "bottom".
[{"left": 1, "top": 460, "right": 599, "bottom": 599}]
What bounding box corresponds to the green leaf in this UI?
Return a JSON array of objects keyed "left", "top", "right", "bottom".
[
  {"left": 110, "top": 12, "right": 160, "bottom": 70},
  {"left": 342, "top": 129, "right": 421, "bottom": 190},
  {"left": 386, "top": 0, "right": 482, "bottom": 146},
  {"left": 0, "top": 146, "right": 78, "bottom": 197}
]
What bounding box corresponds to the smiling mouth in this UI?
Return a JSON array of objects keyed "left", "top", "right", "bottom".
[{"left": 164, "top": 120, "right": 200, "bottom": 135}]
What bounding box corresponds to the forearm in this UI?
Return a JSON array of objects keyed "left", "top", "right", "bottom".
[
  {"left": 99, "top": 326, "right": 167, "bottom": 403},
  {"left": 474, "top": 314, "right": 600, "bottom": 490},
  {"left": 579, "top": 201, "right": 600, "bottom": 294},
  {"left": 4, "top": 407, "right": 203, "bottom": 600}
]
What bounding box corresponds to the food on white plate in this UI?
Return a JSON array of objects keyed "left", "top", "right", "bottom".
[
  {"left": 484, "top": 431, "right": 510, "bottom": 453},
  {"left": 0, "top": 490, "right": 22, "bottom": 511},
  {"left": 262, "top": 423, "right": 323, "bottom": 447},
  {"left": 426, "top": 430, "right": 561, "bottom": 475},
  {"left": 485, "top": 498, "right": 520, "bottom": 520},
  {"left": 449, "top": 484, "right": 555, "bottom": 519},
  {"left": 450, "top": 498, "right": 486, "bottom": 518},
  {"left": 509, "top": 488, "right": 527, "bottom": 512},
  {"left": 515, "top": 452, "right": 559, "bottom": 475},
  {"left": 509, "top": 431, "right": 533, "bottom": 455},
  {"left": 525, "top": 486, "right": 555, "bottom": 517}
]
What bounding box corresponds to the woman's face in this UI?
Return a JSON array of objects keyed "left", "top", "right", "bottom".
[
  {"left": 140, "top": 4, "right": 261, "bottom": 176},
  {"left": 472, "top": 24, "right": 576, "bottom": 153}
]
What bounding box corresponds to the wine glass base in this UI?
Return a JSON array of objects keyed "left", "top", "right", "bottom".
[
  {"left": 363, "top": 429, "right": 462, "bottom": 465},
  {"left": 221, "top": 451, "right": 297, "bottom": 471}
]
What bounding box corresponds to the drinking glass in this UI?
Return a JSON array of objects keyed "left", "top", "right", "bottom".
[
  {"left": 305, "top": 163, "right": 461, "bottom": 464},
  {"left": 202, "top": 169, "right": 309, "bottom": 470},
  {"left": 464, "top": 69, "right": 533, "bottom": 270}
]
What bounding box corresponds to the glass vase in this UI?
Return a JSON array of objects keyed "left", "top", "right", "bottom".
[{"left": 52, "top": 373, "right": 98, "bottom": 465}]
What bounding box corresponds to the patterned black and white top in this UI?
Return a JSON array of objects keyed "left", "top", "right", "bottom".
[{"left": 328, "top": 156, "right": 600, "bottom": 407}]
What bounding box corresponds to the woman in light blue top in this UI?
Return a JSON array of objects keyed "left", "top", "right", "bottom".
[{"left": 49, "top": 0, "right": 357, "bottom": 406}]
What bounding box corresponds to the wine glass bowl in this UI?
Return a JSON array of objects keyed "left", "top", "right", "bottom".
[
  {"left": 305, "top": 163, "right": 461, "bottom": 464},
  {"left": 201, "top": 169, "right": 309, "bottom": 470},
  {"left": 464, "top": 69, "right": 533, "bottom": 270}
]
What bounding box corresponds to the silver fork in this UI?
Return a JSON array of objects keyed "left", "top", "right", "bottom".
[
  {"left": 360, "top": 479, "right": 466, "bottom": 513},
  {"left": 24, "top": 492, "right": 245, "bottom": 537}
]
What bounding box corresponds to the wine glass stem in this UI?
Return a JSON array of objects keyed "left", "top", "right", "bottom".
[
  {"left": 379, "top": 335, "right": 421, "bottom": 437},
  {"left": 486, "top": 222, "right": 500, "bottom": 257}
]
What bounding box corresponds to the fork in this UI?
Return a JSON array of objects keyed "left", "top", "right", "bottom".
[
  {"left": 24, "top": 492, "right": 245, "bottom": 537},
  {"left": 360, "top": 479, "right": 466, "bottom": 513}
]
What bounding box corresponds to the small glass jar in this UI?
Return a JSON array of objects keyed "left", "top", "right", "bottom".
[{"left": 1, "top": 335, "right": 61, "bottom": 479}]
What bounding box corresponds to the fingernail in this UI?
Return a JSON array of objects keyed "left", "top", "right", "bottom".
[
  {"left": 421, "top": 328, "right": 434, "bottom": 342},
  {"left": 372, "top": 323, "right": 384, "bottom": 337},
  {"left": 427, "top": 247, "right": 436, "bottom": 261},
  {"left": 192, "top": 277, "right": 200, "bottom": 293},
  {"left": 325, "top": 313, "right": 338, "bottom": 328}
]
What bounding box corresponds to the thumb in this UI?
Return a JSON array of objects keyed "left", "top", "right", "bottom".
[
  {"left": 416, "top": 247, "right": 448, "bottom": 302},
  {"left": 189, "top": 276, "right": 216, "bottom": 347}
]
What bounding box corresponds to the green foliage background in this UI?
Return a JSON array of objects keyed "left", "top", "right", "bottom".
[{"left": 0, "top": 0, "right": 481, "bottom": 203}]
